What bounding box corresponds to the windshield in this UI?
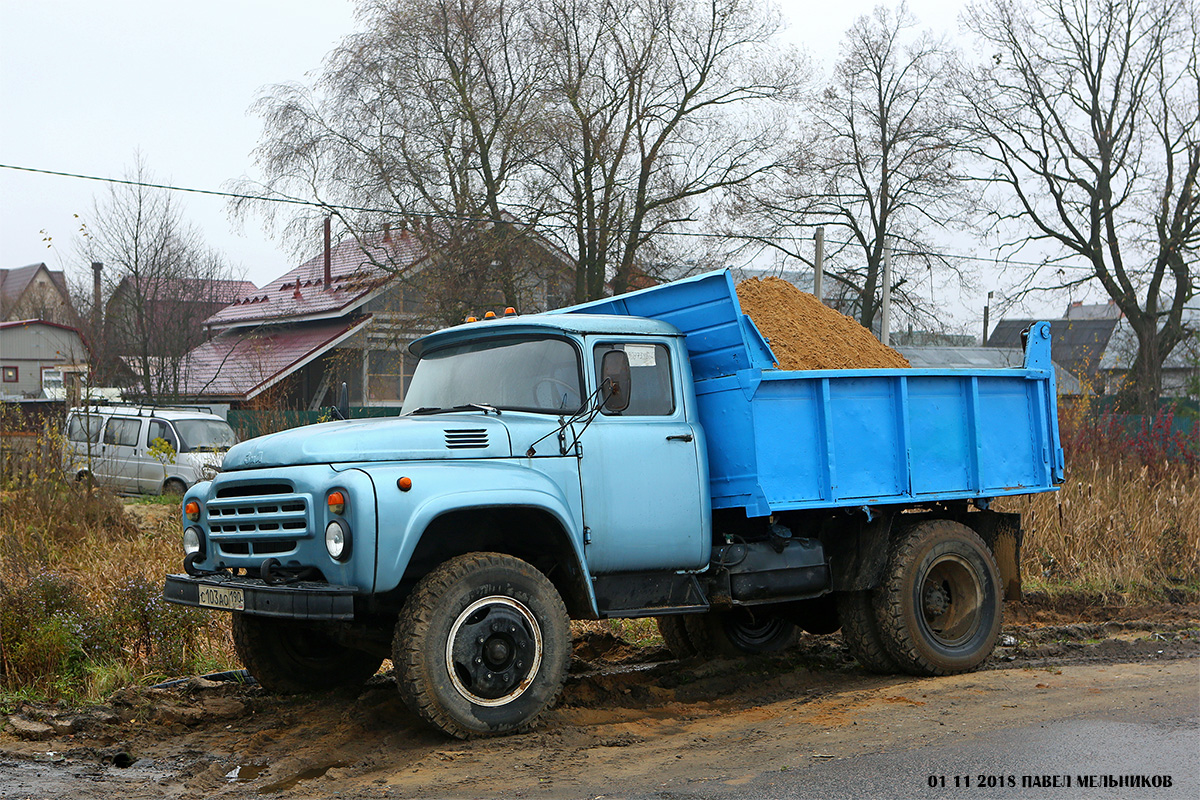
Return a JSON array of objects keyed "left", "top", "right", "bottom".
[
  {"left": 173, "top": 419, "right": 237, "bottom": 452},
  {"left": 402, "top": 336, "right": 584, "bottom": 415}
]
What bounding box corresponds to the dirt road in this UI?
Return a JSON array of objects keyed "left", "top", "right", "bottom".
[{"left": 1, "top": 597, "right": 1197, "bottom": 799}]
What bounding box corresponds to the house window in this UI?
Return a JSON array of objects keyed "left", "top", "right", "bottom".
[
  {"left": 367, "top": 349, "right": 413, "bottom": 403},
  {"left": 2, "top": 367, "right": 16, "bottom": 382}
]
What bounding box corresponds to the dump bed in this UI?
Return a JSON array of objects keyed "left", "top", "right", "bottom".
[{"left": 559, "top": 270, "right": 1064, "bottom": 516}]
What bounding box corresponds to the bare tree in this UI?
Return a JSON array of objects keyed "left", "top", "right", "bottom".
[
  {"left": 533, "top": 0, "right": 802, "bottom": 300},
  {"left": 734, "top": 3, "right": 970, "bottom": 330},
  {"left": 75, "top": 157, "right": 238, "bottom": 402},
  {"left": 237, "top": 0, "right": 551, "bottom": 324},
  {"left": 963, "top": 0, "right": 1199, "bottom": 412}
]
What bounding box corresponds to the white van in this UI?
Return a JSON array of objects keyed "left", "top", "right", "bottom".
[{"left": 64, "top": 405, "right": 237, "bottom": 495}]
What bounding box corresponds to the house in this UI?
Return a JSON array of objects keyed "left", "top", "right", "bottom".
[
  {"left": 180, "top": 226, "right": 574, "bottom": 409},
  {"left": 105, "top": 274, "right": 257, "bottom": 354},
  {"left": 0, "top": 263, "right": 77, "bottom": 326},
  {"left": 104, "top": 274, "right": 257, "bottom": 396},
  {"left": 0, "top": 319, "right": 90, "bottom": 400},
  {"left": 987, "top": 300, "right": 1198, "bottom": 399},
  {"left": 986, "top": 316, "right": 1120, "bottom": 389}
]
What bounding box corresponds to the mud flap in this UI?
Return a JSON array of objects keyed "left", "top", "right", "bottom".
[
  {"left": 966, "top": 511, "right": 1023, "bottom": 601},
  {"left": 825, "top": 512, "right": 893, "bottom": 592}
]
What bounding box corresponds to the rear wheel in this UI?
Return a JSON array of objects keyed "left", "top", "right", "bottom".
[
  {"left": 836, "top": 591, "right": 900, "bottom": 673},
  {"left": 872, "top": 520, "right": 1002, "bottom": 676},
  {"left": 393, "top": 553, "right": 571, "bottom": 738},
  {"left": 684, "top": 608, "right": 799, "bottom": 657},
  {"left": 162, "top": 478, "right": 186, "bottom": 496},
  {"left": 232, "top": 614, "right": 383, "bottom": 694},
  {"left": 655, "top": 616, "right": 698, "bottom": 659}
]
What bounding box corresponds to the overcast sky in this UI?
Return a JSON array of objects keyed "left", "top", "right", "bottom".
[{"left": 2, "top": 0, "right": 1044, "bottom": 330}]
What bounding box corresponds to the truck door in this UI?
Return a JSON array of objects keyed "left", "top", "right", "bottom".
[{"left": 578, "top": 341, "right": 708, "bottom": 574}]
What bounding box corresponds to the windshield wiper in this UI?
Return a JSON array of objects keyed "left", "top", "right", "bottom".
[
  {"left": 409, "top": 403, "right": 501, "bottom": 416},
  {"left": 454, "top": 403, "right": 500, "bottom": 415}
]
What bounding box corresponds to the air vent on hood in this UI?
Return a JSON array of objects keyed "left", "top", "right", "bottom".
[{"left": 445, "top": 428, "right": 489, "bottom": 449}]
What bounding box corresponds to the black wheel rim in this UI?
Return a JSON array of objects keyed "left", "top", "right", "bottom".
[
  {"left": 918, "top": 553, "right": 983, "bottom": 647},
  {"left": 446, "top": 596, "right": 543, "bottom": 706},
  {"left": 723, "top": 611, "right": 788, "bottom": 649}
]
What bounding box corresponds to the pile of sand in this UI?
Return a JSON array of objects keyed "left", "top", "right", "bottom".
[{"left": 736, "top": 277, "right": 911, "bottom": 370}]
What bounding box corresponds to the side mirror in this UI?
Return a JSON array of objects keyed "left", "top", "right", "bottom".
[{"left": 600, "top": 350, "right": 631, "bottom": 412}]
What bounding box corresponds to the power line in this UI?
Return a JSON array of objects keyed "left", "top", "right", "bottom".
[{"left": 0, "top": 162, "right": 1099, "bottom": 272}]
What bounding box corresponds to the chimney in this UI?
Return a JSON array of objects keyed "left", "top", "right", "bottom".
[
  {"left": 324, "top": 216, "right": 332, "bottom": 289},
  {"left": 383, "top": 222, "right": 391, "bottom": 243}
]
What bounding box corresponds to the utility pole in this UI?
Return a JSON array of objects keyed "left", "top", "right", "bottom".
[
  {"left": 813, "top": 227, "right": 824, "bottom": 303},
  {"left": 982, "top": 291, "right": 994, "bottom": 345},
  {"left": 880, "top": 242, "right": 892, "bottom": 346}
]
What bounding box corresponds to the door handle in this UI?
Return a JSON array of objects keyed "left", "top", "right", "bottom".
[{"left": 666, "top": 433, "right": 694, "bottom": 442}]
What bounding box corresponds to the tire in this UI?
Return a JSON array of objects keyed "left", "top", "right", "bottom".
[
  {"left": 232, "top": 614, "right": 384, "bottom": 694},
  {"left": 872, "top": 520, "right": 1002, "bottom": 676},
  {"left": 393, "top": 553, "right": 571, "bottom": 739},
  {"left": 684, "top": 608, "right": 799, "bottom": 657},
  {"left": 656, "top": 616, "right": 698, "bottom": 659},
  {"left": 162, "top": 478, "right": 187, "bottom": 496},
  {"left": 836, "top": 590, "right": 900, "bottom": 674}
]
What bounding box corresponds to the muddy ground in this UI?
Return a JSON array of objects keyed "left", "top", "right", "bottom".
[{"left": 1, "top": 595, "right": 1197, "bottom": 799}]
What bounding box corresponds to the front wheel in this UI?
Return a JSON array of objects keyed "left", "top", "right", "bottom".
[
  {"left": 393, "top": 553, "right": 571, "bottom": 738},
  {"left": 873, "top": 520, "right": 1002, "bottom": 676},
  {"left": 232, "top": 614, "right": 383, "bottom": 694}
]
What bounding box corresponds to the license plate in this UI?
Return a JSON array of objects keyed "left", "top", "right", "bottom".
[{"left": 198, "top": 585, "right": 245, "bottom": 611}]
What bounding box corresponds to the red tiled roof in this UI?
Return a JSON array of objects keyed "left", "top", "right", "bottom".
[
  {"left": 206, "top": 232, "right": 425, "bottom": 327},
  {"left": 179, "top": 317, "right": 372, "bottom": 400}
]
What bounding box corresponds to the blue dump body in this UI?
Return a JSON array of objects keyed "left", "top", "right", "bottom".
[{"left": 559, "top": 270, "right": 1064, "bottom": 517}]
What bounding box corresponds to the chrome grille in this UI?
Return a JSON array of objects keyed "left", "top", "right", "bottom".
[{"left": 444, "top": 428, "right": 489, "bottom": 449}]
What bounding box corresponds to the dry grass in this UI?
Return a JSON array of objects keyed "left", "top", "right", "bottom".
[
  {"left": 1003, "top": 458, "right": 1199, "bottom": 597},
  {"left": 0, "top": 423, "right": 234, "bottom": 704}
]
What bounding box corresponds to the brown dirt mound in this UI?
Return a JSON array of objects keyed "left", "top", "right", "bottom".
[{"left": 736, "top": 277, "right": 910, "bottom": 370}]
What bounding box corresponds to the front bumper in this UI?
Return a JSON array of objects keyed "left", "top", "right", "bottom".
[{"left": 163, "top": 573, "right": 357, "bottom": 620}]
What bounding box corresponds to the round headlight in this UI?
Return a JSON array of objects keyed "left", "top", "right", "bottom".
[
  {"left": 183, "top": 526, "right": 203, "bottom": 556},
  {"left": 325, "top": 519, "right": 351, "bottom": 561}
]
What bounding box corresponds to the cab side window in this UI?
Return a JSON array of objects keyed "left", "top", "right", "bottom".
[
  {"left": 103, "top": 418, "right": 141, "bottom": 447},
  {"left": 593, "top": 343, "right": 675, "bottom": 416},
  {"left": 148, "top": 420, "right": 179, "bottom": 451}
]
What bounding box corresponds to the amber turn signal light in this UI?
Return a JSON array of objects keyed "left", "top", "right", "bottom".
[
  {"left": 327, "top": 491, "right": 346, "bottom": 515},
  {"left": 184, "top": 501, "right": 201, "bottom": 522},
  {"left": 397, "top": 477, "right": 412, "bottom": 492}
]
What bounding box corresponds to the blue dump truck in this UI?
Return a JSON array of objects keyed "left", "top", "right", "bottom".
[{"left": 164, "top": 269, "right": 1064, "bottom": 738}]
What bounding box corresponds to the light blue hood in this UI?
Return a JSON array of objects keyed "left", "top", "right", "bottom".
[{"left": 222, "top": 415, "right": 514, "bottom": 470}]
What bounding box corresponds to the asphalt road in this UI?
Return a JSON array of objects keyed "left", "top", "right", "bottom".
[{"left": 657, "top": 716, "right": 1198, "bottom": 800}]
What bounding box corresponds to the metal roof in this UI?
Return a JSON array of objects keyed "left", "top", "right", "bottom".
[
  {"left": 987, "top": 317, "right": 1118, "bottom": 379},
  {"left": 179, "top": 317, "right": 371, "bottom": 400},
  {"left": 899, "top": 344, "right": 1084, "bottom": 394},
  {"left": 205, "top": 232, "right": 424, "bottom": 328}
]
